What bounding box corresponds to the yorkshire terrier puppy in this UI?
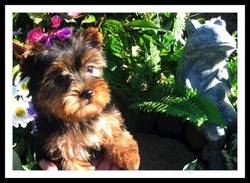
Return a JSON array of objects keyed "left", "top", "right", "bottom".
[{"left": 13, "top": 23, "right": 140, "bottom": 170}]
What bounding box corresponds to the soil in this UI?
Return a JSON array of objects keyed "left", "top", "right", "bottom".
[{"left": 133, "top": 132, "right": 196, "bottom": 170}]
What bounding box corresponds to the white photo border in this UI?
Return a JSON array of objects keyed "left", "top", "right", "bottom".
[{"left": 5, "top": 5, "right": 245, "bottom": 178}]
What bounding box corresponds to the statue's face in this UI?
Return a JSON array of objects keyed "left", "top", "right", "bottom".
[{"left": 185, "top": 19, "right": 236, "bottom": 56}]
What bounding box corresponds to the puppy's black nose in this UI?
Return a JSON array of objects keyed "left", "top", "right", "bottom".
[{"left": 79, "top": 89, "right": 93, "bottom": 99}]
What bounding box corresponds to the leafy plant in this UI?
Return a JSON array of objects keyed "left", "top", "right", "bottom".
[
  {"left": 130, "top": 83, "right": 226, "bottom": 128},
  {"left": 12, "top": 12, "right": 238, "bottom": 170}
]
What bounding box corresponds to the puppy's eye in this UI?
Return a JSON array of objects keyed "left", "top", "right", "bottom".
[
  {"left": 54, "top": 75, "right": 70, "bottom": 86},
  {"left": 87, "top": 66, "right": 93, "bottom": 73}
]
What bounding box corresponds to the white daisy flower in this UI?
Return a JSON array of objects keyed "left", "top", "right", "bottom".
[
  {"left": 14, "top": 72, "right": 31, "bottom": 101},
  {"left": 13, "top": 85, "right": 18, "bottom": 97},
  {"left": 13, "top": 97, "right": 34, "bottom": 128}
]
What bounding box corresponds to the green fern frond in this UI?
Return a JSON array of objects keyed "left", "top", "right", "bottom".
[
  {"left": 147, "top": 41, "right": 161, "bottom": 73},
  {"left": 172, "top": 12, "right": 188, "bottom": 45},
  {"left": 131, "top": 96, "right": 206, "bottom": 127},
  {"left": 173, "top": 13, "right": 187, "bottom": 38},
  {"left": 142, "top": 83, "right": 196, "bottom": 101},
  {"left": 130, "top": 83, "right": 226, "bottom": 128},
  {"left": 189, "top": 95, "right": 226, "bottom": 127}
]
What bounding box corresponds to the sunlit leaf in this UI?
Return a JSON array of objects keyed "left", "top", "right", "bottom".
[
  {"left": 65, "top": 18, "right": 76, "bottom": 23},
  {"left": 125, "top": 20, "right": 160, "bottom": 29},
  {"left": 103, "top": 19, "right": 123, "bottom": 29},
  {"left": 33, "top": 18, "right": 43, "bottom": 24},
  {"left": 183, "top": 159, "right": 205, "bottom": 170},
  {"left": 81, "top": 15, "right": 96, "bottom": 24},
  {"left": 12, "top": 62, "right": 20, "bottom": 77},
  {"left": 28, "top": 13, "right": 49, "bottom": 24}
]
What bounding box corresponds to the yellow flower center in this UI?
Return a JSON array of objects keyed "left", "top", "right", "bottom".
[
  {"left": 15, "top": 107, "right": 25, "bottom": 117},
  {"left": 21, "top": 82, "right": 29, "bottom": 91}
]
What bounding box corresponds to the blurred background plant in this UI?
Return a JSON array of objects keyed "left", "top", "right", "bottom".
[{"left": 12, "top": 12, "right": 238, "bottom": 170}]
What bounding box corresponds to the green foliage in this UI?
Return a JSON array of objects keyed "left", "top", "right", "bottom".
[
  {"left": 102, "top": 13, "right": 186, "bottom": 109},
  {"left": 13, "top": 150, "right": 23, "bottom": 170},
  {"left": 12, "top": 12, "right": 238, "bottom": 170},
  {"left": 130, "top": 84, "right": 226, "bottom": 128},
  {"left": 183, "top": 159, "right": 208, "bottom": 170},
  {"left": 227, "top": 49, "right": 238, "bottom": 110}
]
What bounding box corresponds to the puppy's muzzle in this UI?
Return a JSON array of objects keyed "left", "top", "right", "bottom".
[{"left": 79, "top": 88, "right": 93, "bottom": 99}]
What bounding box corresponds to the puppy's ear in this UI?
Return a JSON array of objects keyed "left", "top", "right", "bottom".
[
  {"left": 80, "top": 17, "right": 104, "bottom": 50},
  {"left": 13, "top": 42, "right": 31, "bottom": 62},
  {"left": 13, "top": 42, "right": 44, "bottom": 77}
]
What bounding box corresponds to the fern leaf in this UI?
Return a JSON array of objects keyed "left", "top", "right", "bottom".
[
  {"left": 130, "top": 83, "right": 226, "bottom": 128},
  {"left": 173, "top": 12, "right": 188, "bottom": 45}
]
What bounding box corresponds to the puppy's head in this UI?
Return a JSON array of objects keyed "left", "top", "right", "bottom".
[{"left": 13, "top": 26, "right": 111, "bottom": 122}]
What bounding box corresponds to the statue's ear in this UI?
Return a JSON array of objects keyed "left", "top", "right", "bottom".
[
  {"left": 79, "top": 17, "right": 104, "bottom": 50},
  {"left": 186, "top": 19, "right": 201, "bottom": 36},
  {"left": 214, "top": 19, "right": 226, "bottom": 29},
  {"left": 13, "top": 42, "right": 44, "bottom": 77}
]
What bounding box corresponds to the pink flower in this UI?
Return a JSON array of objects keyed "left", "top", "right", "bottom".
[
  {"left": 27, "top": 27, "right": 47, "bottom": 44},
  {"left": 51, "top": 15, "right": 62, "bottom": 27},
  {"left": 67, "top": 12, "right": 81, "bottom": 18}
]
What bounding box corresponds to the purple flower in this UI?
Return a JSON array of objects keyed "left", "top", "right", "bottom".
[
  {"left": 38, "top": 28, "right": 72, "bottom": 47},
  {"left": 32, "top": 119, "right": 38, "bottom": 131},
  {"left": 27, "top": 104, "right": 38, "bottom": 131},
  {"left": 55, "top": 28, "right": 72, "bottom": 41},
  {"left": 44, "top": 34, "right": 56, "bottom": 47},
  {"left": 27, "top": 104, "right": 37, "bottom": 118}
]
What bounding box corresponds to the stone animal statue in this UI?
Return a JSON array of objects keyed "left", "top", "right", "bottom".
[{"left": 175, "top": 17, "right": 237, "bottom": 169}]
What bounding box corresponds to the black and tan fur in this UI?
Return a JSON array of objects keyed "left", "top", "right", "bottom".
[{"left": 13, "top": 25, "right": 140, "bottom": 170}]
